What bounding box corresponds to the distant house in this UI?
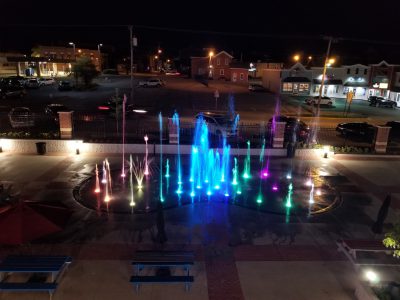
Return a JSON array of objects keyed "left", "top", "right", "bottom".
[{"left": 190, "top": 50, "right": 247, "bottom": 83}]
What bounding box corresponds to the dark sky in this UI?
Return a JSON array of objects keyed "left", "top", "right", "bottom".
[{"left": 1, "top": 0, "right": 400, "bottom": 64}]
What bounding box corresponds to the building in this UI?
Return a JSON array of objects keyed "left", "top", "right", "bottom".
[
  {"left": 0, "top": 52, "right": 25, "bottom": 77},
  {"left": 262, "top": 63, "right": 312, "bottom": 95},
  {"left": 190, "top": 50, "right": 248, "bottom": 84},
  {"left": 368, "top": 61, "right": 400, "bottom": 102}
]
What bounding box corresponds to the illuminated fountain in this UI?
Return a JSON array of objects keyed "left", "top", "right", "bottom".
[
  {"left": 75, "top": 112, "right": 339, "bottom": 215},
  {"left": 144, "top": 135, "right": 149, "bottom": 176}
]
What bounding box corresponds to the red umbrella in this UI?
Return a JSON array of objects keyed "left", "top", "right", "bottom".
[
  {"left": 24, "top": 201, "right": 72, "bottom": 228},
  {"left": 0, "top": 202, "right": 62, "bottom": 245}
]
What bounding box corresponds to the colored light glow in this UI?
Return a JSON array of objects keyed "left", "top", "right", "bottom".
[
  {"left": 189, "top": 178, "right": 194, "bottom": 182},
  {"left": 263, "top": 172, "right": 269, "bottom": 177},
  {"left": 190, "top": 191, "right": 195, "bottom": 197},
  {"left": 232, "top": 181, "right": 238, "bottom": 185},
  {"left": 256, "top": 197, "right": 262, "bottom": 203},
  {"left": 207, "top": 191, "right": 212, "bottom": 196},
  {"left": 272, "top": 185, "right": 278, "bottom": 191},
  {"left": 196, "top": 185, "right": 201, "bottom": 189},
  {"left": 224, "top": 193, "right": 229, "bottom": 197},
  {"left": 165, "top": 174, "right": 170, "bottom": 178},
  {"left": 104, "top": 195, "right": 110, "bottom": 202},
  {"left": 306, "top": 179, "right": 312, "bottom": 186},
  {"left": 286, "top": 174, "right": 292, "bottom": 180},
  {"left": 176, "top": 189, "right": 183, "bottom": 194},
  {"left": 129, "top": 201, "right": 135, "bottom": 206},
  {"left": 214, "top": 185, "right": 220, "bottom": 190},
  {"left": 243, "top": 173, "right": 250, "bottom": 179},
  {"left": 178, "top": 181, "right": 183, "bottom": 185},
  {"left": 138, "top": 184, "right": 143, "bottom": 189},
  {"left": 101, "top": 179, "right": 107, "bottom": 184},
  {"left": 316, "top": 189, "right": 322, "bottom": 196},
  {"left": 205, "top": 179, "right": 209, "bottom": 183},
  {"left": 237, "top": 190, "right": 242, "bottom": 195},
  {"left": 94, "top": 188, "right": 100, "bottom": 193}
]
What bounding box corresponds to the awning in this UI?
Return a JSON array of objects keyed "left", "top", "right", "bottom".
[
  {"left": 313, "top": 79, "right": 343, "bottom": 85},
  {"left": 282, "top": 77, "right": 311, "bottom": 83},
  {"left": 343, "top": 82, "right": 368, "bottom": 87}
]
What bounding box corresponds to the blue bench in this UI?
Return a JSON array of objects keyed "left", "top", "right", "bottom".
[
  {"left": 130, "top": 275, "right": 194, "bottom": 292},
  {"left": 0, "top": 255, "right": 72, "bottom": 299}
]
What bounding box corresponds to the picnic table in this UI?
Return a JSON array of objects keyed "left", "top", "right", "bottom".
[
  {"left": 130, "top": 250, "right": 194, "bottom": 292},
  {"left": 0, "top": 255, "right": 72, "bottom": 299}
]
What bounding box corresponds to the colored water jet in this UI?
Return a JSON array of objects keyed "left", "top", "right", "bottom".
[
  {"left": 94, "top": 164, "right": 101, "bottom": 193},
  {"left": 165, "top": 159, "right": 170, "bottom": 178},
  {"left": 172, "top": 112, "right": 182, "bottom": 187},
  {"left": 129, "top": 155, "right": 135, "bottom": 208},
  {"left": 159, "top": 113, "right": 164, "bottom": 202},
  {"left": 121, "top": 94, "right": 127, "bottom": 178},
  {"left": 144, "top": 135, "right": 149, "bottom": 176},
  {"left": 285, "top": 183, "right": 293, "bottom": 208},
  {"left": 243, "top": 140, "right": 251, "bottom": 179}
]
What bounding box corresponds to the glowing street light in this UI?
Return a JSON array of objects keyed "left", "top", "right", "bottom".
[
  {"left": 308, "top": 56, "right": 312, "bottom": 60},
  {"left": 97, "top": 43, "right": 103, "bottom": 71},
  {"left": 158, "top": 49, "right": 162, "bottom": 54},
  {"left": 208, "top": 51, "right": 214, "bottom": 78},
  {"left": 293, "top": 54, "right": 300, "bottom": 62},
  {"left": 68, "top": 42, "right": 76, "bottom": 60},
  {"left": 154, "top": 55, "right": 158, "bottom": 59}
]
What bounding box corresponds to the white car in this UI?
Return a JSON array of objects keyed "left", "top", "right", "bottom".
[
  {"left": 39, "top": 78, "right": 56, "bottom": 86},
  {"left": 305, "top": 96, "right": 334, "bottom": 106},
  {"left": 138, "top": 78, "right": 165, "bottom": 87},
  {"left": 195, "top": 112, "right": 238, "bottom": 138}
]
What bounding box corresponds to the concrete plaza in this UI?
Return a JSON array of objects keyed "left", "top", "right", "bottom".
[{"left": 0, "top": 151, "right": 399, "bottom": 299}]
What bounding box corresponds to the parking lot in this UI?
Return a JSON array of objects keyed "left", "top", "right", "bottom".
[{"left": 0, "top": 74, "right": 400, "bottom": 147}]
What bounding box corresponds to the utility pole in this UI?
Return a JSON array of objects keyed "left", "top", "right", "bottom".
[
  {"left": 316, "top": 36, "right": 333, "bottom": 116},
  {"left": 129, "top": 26, "right": 134, "bottom": 105}
]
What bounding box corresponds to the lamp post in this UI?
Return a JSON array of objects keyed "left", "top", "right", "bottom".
[
  {"left": 68, "top": 42, "right": 76, "bottom": 60},
  {"left": 208, "top": 51, "right": 214, "bottom": 79},
  {"left": 97, "top": 43, "right": 103, "bottom": 72}
]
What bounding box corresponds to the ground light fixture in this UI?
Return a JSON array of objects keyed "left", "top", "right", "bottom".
[
  {"left": 365, "top": 270, "right": 379, "bottom": 285},
  {"left": 75, "top": 141, "right": 83, "bottom": 155}
]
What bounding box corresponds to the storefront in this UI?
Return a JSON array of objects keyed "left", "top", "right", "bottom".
[
  {"left": 281, "top": 77, "right": 311, "bottom": 95},
  {"left": 343, "top": 80, "right": 368, "bottom": 100},
  {"left": 312, "top": 79, "right": 343, "bottom": 98}
]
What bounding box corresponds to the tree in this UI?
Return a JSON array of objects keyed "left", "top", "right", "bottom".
[
  {"left": 383, "top": 223, "right": 400, "bottom": 258},
  {"left": 72, "top": 57, "right": 99, "bottom": 86}
]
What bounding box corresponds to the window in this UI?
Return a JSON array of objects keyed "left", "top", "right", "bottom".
[
  {"left": 225, "top": 58, "right": 229, "bottom": 65},
  {"left": 217, "top": 59, "right": 220, "bottom": 66},
  {"left": 335, "top": 85, "right": 339, "bottom": 93},
  {"left": 299, "top": 83, "right": 309, "bottom": 92},
  {"left": 343, "top": 87, "right": 349, "bottom": 94},
  {"left": 355, "top": 68, "right": 359, "bottom": 74},
  {"left": 314, "top": 85, "right": 320, "bottom": 93},
  {"left": 364, "top": 69, "right": 367, "bottom": 75},
  {"left": 220, "top": 69, "right": 224, "bottom": 76},
  {"left": 282, "top": 83, "right": 293, "bottom": 92},
  {"left": 347, "top": 68, "right": 350, "bottom": 74},
  {"left": 240, "top": 73, "right": 244, "bottom": 80}
]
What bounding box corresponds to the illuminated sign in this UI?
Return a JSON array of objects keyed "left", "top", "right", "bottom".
[{"left": 379, "top": 83, "right": 388, "bottom": 89}]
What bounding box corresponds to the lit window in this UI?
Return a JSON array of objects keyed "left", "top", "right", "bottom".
[{"left": 283, "top": 83, "right": 293, "bottom": 92}]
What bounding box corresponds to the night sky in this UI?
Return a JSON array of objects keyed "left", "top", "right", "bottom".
[{"left": 1, "top": 0, "right": 400, "bottom": 65}]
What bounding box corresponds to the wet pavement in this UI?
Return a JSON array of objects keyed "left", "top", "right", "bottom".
[{"left": 0, "top": 151, "right": 399, "bottom": 299}]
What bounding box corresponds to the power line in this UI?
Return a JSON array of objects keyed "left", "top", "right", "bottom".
[{"left": 2, "top": 24, "right": 400, "bottom": 46}]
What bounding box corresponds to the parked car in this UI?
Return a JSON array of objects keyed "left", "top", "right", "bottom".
[
  {"left": 368, "top": 96, "right": 397, "bottom": 108},
  {"left": 248, "top": 84, "right": 267, "bottom": 92},
  {"left": 165, "top": 70, "right": 180, "bottom": 76},
  {"left": 44, "top": 104, "right": 69, "bottom": 122},
  {"left": 25, "top": 78, "right": 40, "bottom": 89},
  {"left": 0, "top": 81, "right": 26, "bottom": 99},
  {"left": 58, "top": 81, "right": 73, "bottom": 91},
  {"left": 6, "top": 76, "right": 26, "bottom": 85},
  {"left": 335, "top": 122, "right": 376, "bottom": 141},
  {"left": 98, "top": 97, "right": 137, "bottom": 118},
  {"left": 195, "top": 112, "right": 238, "bottom": 137},
  {"left": 138, "top": 78, "right": 165, "bottom": 87},
  {"left": 385, "top": 121, "right": 400, "bottom": 141},
  {"left": 305, "top": 96, "right": 334, "bottom": 106},
  {"left": 39, "top": 78, "right": 56, "bottom": 86},
  {"left": 267, "top": 115, "right": 310, "bottom": 142},
  {"left": 8, "top": 107, "right": 35, "bottom": 128}
]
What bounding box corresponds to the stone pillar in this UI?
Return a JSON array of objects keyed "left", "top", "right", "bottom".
[
  {"left": 374, "top": 126, "right": 391, "bottom": 153},
  {"left": 58, "top": 111, "right": 74, "bottom": 139},
  {"left": 168, "top": 118, "right": 178, "bottom": 144},
  {"left": 272, "top": 122, "right": 286, "bottom": 148}
]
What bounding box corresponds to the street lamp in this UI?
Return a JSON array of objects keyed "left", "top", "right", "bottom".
[
  {"left": 293, "top": 54, "right": 300, "bottom": 62},
  {"left": 97, "top": 43, "right": 103, "bottom": 72},
  {"left": 208, "top": 51, "right": 214, "bottom": 78},
  {"left": 68, "top": 42, "right": 76, "bottom": 60}
]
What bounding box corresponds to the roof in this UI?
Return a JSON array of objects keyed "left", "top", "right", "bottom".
[
  {"left": 313, "top": 79, "right": 343, "bottom": 85},
  {"left": 214, "top": 51, "right": 233, "bottom": 59},
  {"left": 7, "top": 57, "right": 74, "bottom": 63},
  {"left": 283, "top": 77, "right": 311, "bottom": 83}
]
